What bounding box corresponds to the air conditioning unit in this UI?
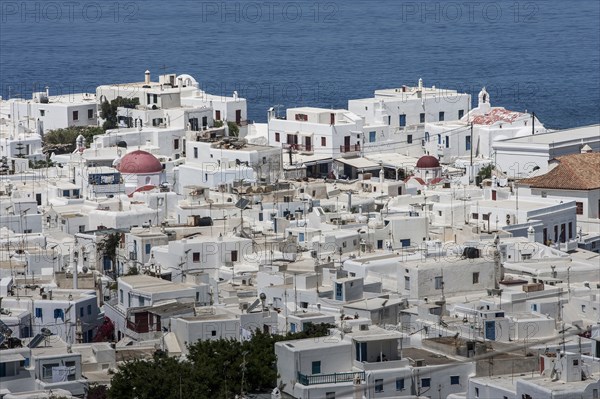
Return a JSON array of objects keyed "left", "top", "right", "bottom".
[{"left": 359, "top": 324, "right": 369, "bottom": 331}]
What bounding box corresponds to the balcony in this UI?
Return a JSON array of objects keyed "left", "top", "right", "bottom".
[
  {"left": 339, "top": 144, "right": 360, "bottom": 155},
  {"left": 283, "top": 144, "right": 313, "bottom": 155},
  {"left": 297, "top": 371, "right": 365, "bottom": 386}
]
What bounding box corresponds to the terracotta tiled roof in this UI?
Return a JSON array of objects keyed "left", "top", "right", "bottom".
[
  {"left": 519, "top": 153, "right": 600, "bottom": 190},
  {"left": 471, "top": 108, "right": 524, "bottom": 125}
]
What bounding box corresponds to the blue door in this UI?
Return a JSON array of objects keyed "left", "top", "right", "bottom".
[
  {"left": 335, "top": 283, "right": 343, "bottom": 301},
  {"left": 485, "top": 320, "right": 496, "bottom": 340}
]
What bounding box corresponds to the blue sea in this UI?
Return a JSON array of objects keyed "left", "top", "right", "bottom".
[{"left": 1, "top": 0, "right": 599, "bottom": 129}]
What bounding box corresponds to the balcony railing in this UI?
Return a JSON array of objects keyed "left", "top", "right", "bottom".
[
  {"left": 283, "top": 144, "right": 313, "bottom": 154},
  {"left": 340, "top": 144, "right": 360, "bottom": 153},
  {"left": 297, "top": 371, "right": 365, "bottom": 386}
]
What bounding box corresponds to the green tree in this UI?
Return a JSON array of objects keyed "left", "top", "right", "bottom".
[
  {"left": 43, "top": 126, "right": 105, "bottom": 154},
  {"left": 108, "top": 323, "right": 334, "bottom": 398},
  {"left": 478, "top": 164, "right": 493, "bottom": 181},
  {"left": 227, "top": 121, "right": 239, "bottom": 137},
  {"left": 96, "top": 233, "right": 121, "bottom": 277},
  {"left": 100, "top": 97, "right": 140, "bottom": 130}
]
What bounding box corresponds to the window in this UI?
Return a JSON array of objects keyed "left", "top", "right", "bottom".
[
  {"left": 576, "top": 202, "right": 583, "bottom": 215},
  {"left": 369, "top": 131, "right": 376, "bottom": 143},
  {"left": 311, "top": 361, "right": 321, "bottom": 374},
  {"left": 295, "top": 113, "right": 308, "bottom": 121},
  {"left": 325, "top": 393, "right": 335, "bottom": 399},
  {"left": 215, "top": 110, "right": 221, "bottom": 120},
  {"left": 466, "top": 135, "right": 471, "bottom": 151},
  {"left": 434, "top": 276, "right": 443, "bottom": 289},
  {"left": 482, "top": 213, "right": 489, "bottom": 221},
  {"left": 193, "top": 252, "right": 200, "bottom": 262},
  {"left": 407, "top": 134, "right": 413, "bottom": 144},
  {"left": 40, "top": 109, "right": 45, "bottom": 116},
  {"left": 472, "top": 213, "right": 479, "bottom": 219},
  {"left": 88, "top": 109, "right": 94, "bottom": 119},
  {"left": 581, "top": 305, "right": 586, "bottom": 313},
  {"left": 275, "top": 132, "right": 280, "bottom": 142},
  {"left": 404, "top": 276, "right": 410, "bottom": 290},
  {"left": 193, "top": 147, "right": 198, "bottom": 158},
  {"left": 174, "top": 139, "right": 179, "bottom": 150},
  {"left": 399, "top": 114, "right": 406, "bottom": 127},
  {"left": 573, "top": 359, "right": 579, "bottom": 366},
  {"left": 451, "top": 376, "right": 460, "bottom": 385},
  {"left": 438, "top": 134, "right": 442, "bottom": 144},
  {"left": 54, "top": 309, "right": 64, "bottom": 321},
  {"left": 421, "top": 378, "right": 431, "bottom": 388},
  {"left": 211, "top": 330, "right": 217, "bottom": 336},
  {"left": 569, "top": 222, "right": 573, "bottom": 239},
  {"left": 87, "top": 304, "right": 92, "bottom": 315},
  {"left": 445, "top": 136, "right": 450, "bottom": 148},
  {"left": 439, "top": 111, "right": 445, "bottom": 121},
  {"left": 321, "top": 137, "right": 326, "bottom": 146},
  {"left": 425, "top": 132, "right": 430, "bottom": 142},
  {"left": 473, "top": 272, "right": 480, "bottom": 284},
  {"left": 42, "top": 363, "right": 60, "bottom": 379},
  {"left": 420, "top": 113, "right": 425, "bottom": 123},
  {"left": 119, "top": 289, "right": 123, "bottom": 304},
  {"left": 396, "top": 378, "right": 405, "bottom": 391},
  {"left": 375, "top": 379, "right": 384, "bottom": 393},
  {"left": 458, "top": 109, "right": 464, "bottom": 119},
  {"left": 139, "top": 297, "right": 145, "bottom": 307},
  {"left": 80, "top": 307, "right": 84, "bottom": 317},
  {"left": 73, "top": 110, "right": 79, "bottom": 121},
  {"left": 35, "top": 308, "right": 43, "bottom": 318},
  {"left": 532, "top": 304, "right": 538, "bottom": 311},
  {"left": 145, "top": 243, "right": 152, "bottom": 254},
  {"left": 475, "top": 387, "right": 479, "bottom": 397}
]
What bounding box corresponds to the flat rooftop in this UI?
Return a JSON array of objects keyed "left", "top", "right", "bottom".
[{"left": 499, "top": 124, "right": 600, "bottom": 145}]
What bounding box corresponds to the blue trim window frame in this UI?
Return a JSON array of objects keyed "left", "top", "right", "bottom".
[
  {"left": 396, "top": 378, "right": 405, "bottom": 391},
  {"left": 54, "top": 309, "right": 64, "bottom": 321},
  {"left": 311, "top": 361, "right": 321, "bottom": 375},
  {"left": 422, "top": 378, "right": 431, "bottom": 388},
  {"left": 369, "top": 131, "right": 376, "bottom": 143},
  {"left": 375, "top": 379, "right": 384, "bottom": 393},
  {"left": 451, "top": 376, "right": 460, "bottom": 385},
  {"left": 399, "top": 114, "right": 406, "bottom": 127},
  {"left": 35, "top": 308, "right": 43, "bottom": 319}
]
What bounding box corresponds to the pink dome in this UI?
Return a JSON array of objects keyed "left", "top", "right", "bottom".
[
  {"left": 416, "top": 155, "right": 440, "bottom": 169},
  {"left": 117, "top": 150, "right": 162, "bottom": 174}
]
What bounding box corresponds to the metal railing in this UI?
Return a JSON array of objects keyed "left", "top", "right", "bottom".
[
  {"left": 340, "top": 144, "right": 360, "bottom": 153},
  {"left": 297, "top": 371, "right": 365, "bottom": 386}
]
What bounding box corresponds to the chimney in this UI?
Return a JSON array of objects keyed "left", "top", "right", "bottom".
[
  {"left": 581, "top": 144, "right": 593, "bottom": 154},
  {"left": 527, "top": 226, "right": 536, "bottom": 242},
  {"left": 418, "top": 78, "right": 423, "bottom": 91},
  {"left": 145, "top": 70, "right": 151, "bottom": 85}
]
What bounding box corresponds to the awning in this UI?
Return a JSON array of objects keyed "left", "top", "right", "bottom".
[
  {"left": 0, "top": 353, "right": 25, "bottom": 363},
  {"left": 335, "top": 157, "right": 380, "bottom": 170}
]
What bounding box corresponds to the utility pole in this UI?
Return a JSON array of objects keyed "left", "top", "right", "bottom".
[{"left": 469, "top": 122, "right": 474, "bottom": 183}]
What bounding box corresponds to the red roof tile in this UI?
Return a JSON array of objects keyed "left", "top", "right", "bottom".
[{"left": 519, "top": 153, "right": 600, "bottom": 190}]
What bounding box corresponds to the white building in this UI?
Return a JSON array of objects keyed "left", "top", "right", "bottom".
[
  {"left": 348, "top": 79, "right": 471, "bottom": 158},
  {"left": 518, "top": 151, "right": 600, "bottom": 251},
  {"left": 1, "top": 90, "right": 98, "bottom": 135},
  {"left": 268, "top": 107, "right": 365, "bottom": 178},
  {"left": 424, "top": 87, "right": 545, "bottom": 164},
  {"left": 180, "top": 137, "right": 282, "bottom": 189},
  {"left": 493, "top": 124, "right": 600, "bottom": 177}
]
